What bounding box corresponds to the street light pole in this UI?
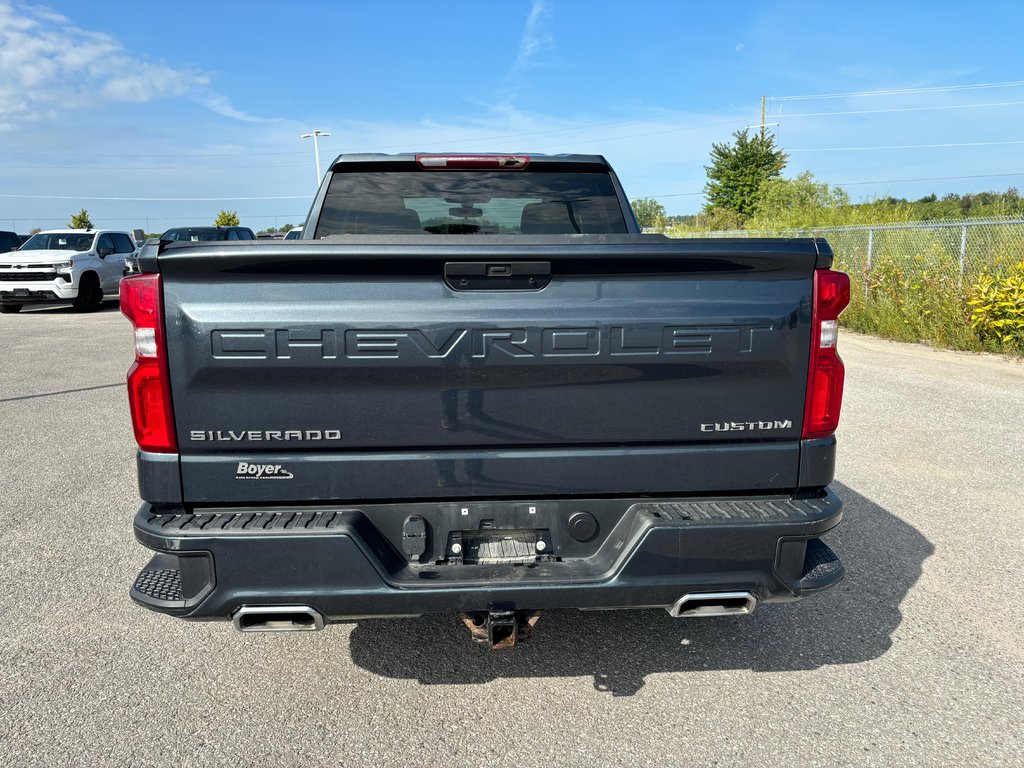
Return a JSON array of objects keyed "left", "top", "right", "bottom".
[{"left": 301, "top": 130, "right": 331, "bottom": 188}]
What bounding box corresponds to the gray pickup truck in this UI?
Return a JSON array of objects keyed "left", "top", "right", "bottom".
[{"left": 123, "top": 153, "right": 850, "bottom": 648}]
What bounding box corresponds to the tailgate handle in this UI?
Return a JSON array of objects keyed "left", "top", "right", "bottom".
[{"left": 444, "top": 261, "right": 550, "bottom": 291}]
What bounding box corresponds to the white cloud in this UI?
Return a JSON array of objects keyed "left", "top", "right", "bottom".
[
  {"left": 197, "top": 90, "right": 281, "bottom": 124},
  {"left": 0, "top": 1, "right": 263, "bottom": 125},
  {"left": 29, "top": 4, "right": 69, "bottom": 24},
  {"left": 513, "top": 0, "right": 554, "bottom": 71}
]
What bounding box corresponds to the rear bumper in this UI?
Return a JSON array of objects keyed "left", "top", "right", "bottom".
[{"left": 130, "top": 490, "right": 844, "bottom": 621}]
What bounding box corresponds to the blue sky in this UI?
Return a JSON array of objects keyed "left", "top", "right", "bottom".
[{"left": 2, "top": 0, "right": 1024, "bottom": 232}]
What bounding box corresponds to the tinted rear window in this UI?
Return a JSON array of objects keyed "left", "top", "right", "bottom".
[
  {"left": 0, "top": 232, "right": 20, "bottom": 251},
  {"left": 162, "top": 229, "right": 226, "bottom": 242},
  {"left": 316, "top": 170, "right": 628, "bottom": 237}
]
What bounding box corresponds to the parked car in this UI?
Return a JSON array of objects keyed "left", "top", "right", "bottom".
[
  {"left": 256, "top": 232, "right": 285, "bottom": 240},
  {"left": 283, "top": 226, "right": 304, "bottom": 240},
  {"left": 0, "top": 229, "right": 137, "bottom": 313},
  {"left": 159, "top": 226, "right": 256, "bottom": 242},
  {"left": 124, "top": 226, "right": 259, "bottom": 274},
  {"left": 18, "top": 235, "right": 31, "bottom": 245},
  {"left": 0, "top": 231, "right": 21, "bottom": 253}
]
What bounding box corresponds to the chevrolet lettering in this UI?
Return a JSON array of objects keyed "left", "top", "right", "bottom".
[{"left": 211, "top": 324, "right": 775, "bottom": 361}]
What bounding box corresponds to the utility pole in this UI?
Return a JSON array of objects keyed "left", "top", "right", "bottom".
[
  {"left": 760, "top": 95, "right": 766, "bottom": 140},
  {"left": 301, "top": 130, "right": 331, "bottom": 189}
]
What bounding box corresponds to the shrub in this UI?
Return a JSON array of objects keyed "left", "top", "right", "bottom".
[
  {"left": 838, "top": 256, "right": 980, "bottom": 350},
  {"left": 967, "top": 262, "right": 1024, "bottom": 352}
]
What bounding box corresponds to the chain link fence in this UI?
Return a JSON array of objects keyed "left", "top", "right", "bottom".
[
  {"left": 674, "top": 218, "right": 1024, "bottom": 292},
  {"left": 672, "top": 219, "right": 1024, "bottom": 351}
]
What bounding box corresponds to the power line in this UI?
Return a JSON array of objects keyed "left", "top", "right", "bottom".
[
  {"left": 249, "top": 114, "right": 747, "bottom": 156},
  {"left": 12, "top": 135, "right": 1019, "bottom": 171},
  {"left": 768, "top": 80, "right": 1024, "bottom": 102},
  {"left": 0, "top": 116, "right": 754, "bottom": 172},
  {"left": 537, "top": 101, "right": 1024, "bottom": 151},
  {"left": 0, "top": 164, "right": 308, "bottom": 170},
  {"left": 0, "top": 193, "right": 311, "bottom": 201},
  {"left": 247, "top": 94, "right": 1013, "bottom": 152},
  {"left": 371, "top": 98, "right": 1024, "bottom": 155},
  {"left": 5, "top": 80, "right": 1024, "bottom": 163},
  {"left": 0, "top": 113, "right": 721, "bottom": 160},
  {"left": 640, "top": 170, "right": 1024, "bottom": 199},
  {"left": 7, "top": 96, "right": 1020, "bottom": 166},
  {"left": 790, "top": 139, "right": 1024, "bottom": 153},
  {"left": 3, "top": 213, "right": 307, "bottom": 223},
  {"left": 840, "top": 171, "right": 1024, "bottom": 186},
  {"left": 773, "top": 100, "right": 1024, "bottom": 120},
  {"left": 0, "top": 152, "right": 307, "bottom": 161}
]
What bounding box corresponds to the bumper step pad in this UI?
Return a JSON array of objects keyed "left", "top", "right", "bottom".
[
  {"left": 799, "top": 537, "right": 844, "bottom": 591},
  {"left": 129, "top": 551, "right": 214, "bottom": 614},
  {"left": 133, "top": 568, "right": 183, "bottom": 603}
]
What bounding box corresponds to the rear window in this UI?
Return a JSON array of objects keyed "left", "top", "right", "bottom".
[
  {"left": 0, "top": 232, "right": 20, "bottom": 252},
  {"left": 315, "top": 169, "right": 628, "bottom": 237},
  {"left": 161, "top": 229, "right": 226, "bottom": 242}
]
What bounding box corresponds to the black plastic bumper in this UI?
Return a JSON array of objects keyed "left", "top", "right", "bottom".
[
  {"left": 0, "top": 288, "right": 65, "bottom": 303},
  {"left": 130, "top": 490, "right": 844, "bottom": 621}
]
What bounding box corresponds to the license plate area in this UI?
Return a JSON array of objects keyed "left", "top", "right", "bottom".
[{"left": 445, "top": 527, "right": 552, "bottom": 565}]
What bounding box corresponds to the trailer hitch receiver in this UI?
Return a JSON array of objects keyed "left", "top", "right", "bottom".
[{"left": 459, "top": 609, "right": 542, "bottom": 650}]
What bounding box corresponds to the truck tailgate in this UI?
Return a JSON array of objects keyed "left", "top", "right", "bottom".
[{"left": 154, "top": 236, "right": 823, "bottom": 503}]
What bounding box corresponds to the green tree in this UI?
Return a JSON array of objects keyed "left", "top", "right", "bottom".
[
  {"left": 280, "top": 223, "right": 294, "bottom": 233},
  {"left": 631, "top": 198, "right": 667, "bottom": 230},
  {"left": 69, "top": 208, "right": 93, "bottom": 229},
  {"left": 215, "top": 210, "right": 240, "bottom": 226},
  {"left": 703, "top": 129, "right": 787, "bottom": 219},
  {"left": 749, "top": 172, "right": 849, "bottom": 229}
]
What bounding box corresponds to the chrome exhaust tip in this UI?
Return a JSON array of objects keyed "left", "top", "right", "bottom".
[
  {"left": 232, "top": 605, "right": 325, "bottom": 632},
  {"left": 667, "top": 591, "right": 757, "bottom": 618}
]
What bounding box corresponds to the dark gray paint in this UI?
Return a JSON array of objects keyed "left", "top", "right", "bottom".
[
  {"left": 136, "top": 450, "right": 182, "bottom": 503},
  {"left": 797, "top": 436, "right": 838, "bottom": 489},
  {"left": 154, "top": 240, "right": 819, "bottom": 504},
  {"left": 177, "top": 442, "right": 801, "bottom": 503}
]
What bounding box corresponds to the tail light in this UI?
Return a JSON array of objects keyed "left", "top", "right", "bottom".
[
  {"left": 415, "top": 154, "right": 530, "bottom": 170},
  {"left": 802, "top": 269, "right": 851, "bottom": 440},
  {"left": 120, "top": 274, "right": 177, "bottom": 452}
]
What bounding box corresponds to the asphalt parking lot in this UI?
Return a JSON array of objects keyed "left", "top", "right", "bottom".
[{"left": 1, "top": 303, "right": 1022, "bottom": 767}]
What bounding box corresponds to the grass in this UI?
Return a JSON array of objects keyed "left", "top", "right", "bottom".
[{"left": 668, "top": 217, "right": 1024, "bottom": 356}]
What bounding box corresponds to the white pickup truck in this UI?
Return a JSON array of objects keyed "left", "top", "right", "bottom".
[{"left": 0, "top": 229, "right": 137, "bottom": 313}]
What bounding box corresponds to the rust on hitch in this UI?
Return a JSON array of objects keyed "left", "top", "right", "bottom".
[{"left": 459, "top": 609, "right": 542, "bottom": 650}]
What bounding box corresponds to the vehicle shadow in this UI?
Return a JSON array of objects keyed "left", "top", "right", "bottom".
[{"left": 347, "top": 482, "right": 932, "bottom": 695}]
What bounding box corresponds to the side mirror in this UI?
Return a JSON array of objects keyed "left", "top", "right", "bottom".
[{"left": 98, "top": 247, "right": 114, "bottom": 257}]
